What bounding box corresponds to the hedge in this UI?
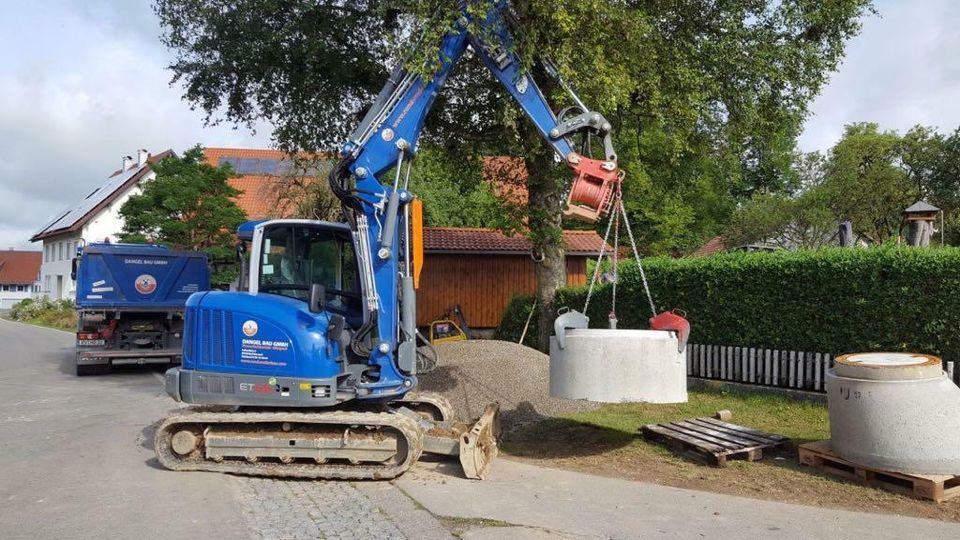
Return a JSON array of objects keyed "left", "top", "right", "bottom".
[{"left": 496, "top": 247, "right": 960, "bottom": 360}]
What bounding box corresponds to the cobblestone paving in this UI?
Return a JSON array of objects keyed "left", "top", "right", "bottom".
[{"left": 234, "top": 477, "right": 407, "bottom": 540}]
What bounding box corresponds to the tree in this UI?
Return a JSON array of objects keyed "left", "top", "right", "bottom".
[
  {"left": 154, "top": 0, "right": 872, "bottom": 348},
  {"left": 119, "top": 146, "right": 247, "bottom": 286},
  {"left": 726, "top": 190, "right": 836, "bottom": 249},
  {"left": 819, "top": 123, "right": 917, "bottom": 244}
]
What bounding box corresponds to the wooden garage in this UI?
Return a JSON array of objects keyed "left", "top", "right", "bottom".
[{"left": 416, "top": 227, "right": 606, "bottom": 329}]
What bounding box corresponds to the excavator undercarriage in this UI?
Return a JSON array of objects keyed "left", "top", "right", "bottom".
[{"left": 154, "top": 393, "right": 499, "bottom": 481}]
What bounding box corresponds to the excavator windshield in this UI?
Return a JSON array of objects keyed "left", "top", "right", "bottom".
[{"left": 257, "top": 224, "right": 362, "bottom": 315}]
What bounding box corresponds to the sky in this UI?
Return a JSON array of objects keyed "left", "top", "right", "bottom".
[{"left": 1, "top": 1, "right": 958, "bottom": 250}]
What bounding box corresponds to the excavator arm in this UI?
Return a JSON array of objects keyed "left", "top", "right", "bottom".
[{"left": 328, "top": 1, "right": 622, "bottom": 401}]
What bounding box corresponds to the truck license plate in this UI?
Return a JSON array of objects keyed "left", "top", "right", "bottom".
[{"left": 78, "top": 339, "right": 105, "bottom": 346}]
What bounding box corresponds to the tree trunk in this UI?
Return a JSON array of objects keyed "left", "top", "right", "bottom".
[{"left": 523, "top": 131, "right": 567, "bottom": 353}]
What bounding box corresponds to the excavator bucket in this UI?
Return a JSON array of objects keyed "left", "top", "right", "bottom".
[
  {"left": 649, "top": 309, "right": 690, "bottom": 353},
  {"left": 563, "top": 157, "right": 620, "bottom": 223},
  {"left": 458, "top": 403, "right": 501, "bottom": 480}
]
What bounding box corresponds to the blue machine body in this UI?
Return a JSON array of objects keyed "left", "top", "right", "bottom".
[
  {"left": 75, "top": 243, "right": 210, "bottom": 311},
  {"left": 182, "top": 291, "right": 340, "bottom": 380}
]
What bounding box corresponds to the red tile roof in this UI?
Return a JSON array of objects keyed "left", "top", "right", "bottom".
[
  {"left": 424, "top": 227, "right": 606, "bottom": 255},
  {"left": 0, "top": 251, "right": 41, "bottom": 284},
  {"left": 692, "top": 236, "right": 726, "bottom": 257},
  {"left": 203, "top": 148, "right": 330, "bottom": 220}
]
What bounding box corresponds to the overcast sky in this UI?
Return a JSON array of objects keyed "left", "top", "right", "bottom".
[{"left": 1, "top": 1, "right": 958, "bottom": 249}]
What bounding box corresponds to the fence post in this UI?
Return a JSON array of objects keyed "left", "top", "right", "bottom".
[
  {"left": 720, "top": 346, "right": 726, "bottom": 380},
  {"left": 814, "top": 352, "right": 823, "bottom": 391},
  {"left": 773, "top": 350, "right": 780, "bottom": 387},
  {"left": 788, "top": 350, "right": 796, "bottom": 388},
  {"left": 764, "top": 349, "right": 771, "bottom": 385}
]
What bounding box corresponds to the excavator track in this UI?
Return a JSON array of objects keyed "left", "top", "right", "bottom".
[
  {"left": 390, "top": 391, "right": 455, "bottom": 423},
  {"left": 155, "top": 410, "right": 423, "bottom": 480}
]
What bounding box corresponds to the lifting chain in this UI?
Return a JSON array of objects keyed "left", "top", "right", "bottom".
[{"left": 582, "top": 178, "right": 657, "bottom": 324}]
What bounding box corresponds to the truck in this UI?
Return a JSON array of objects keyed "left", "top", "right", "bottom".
[{"left": 72, "top": 242, "right": 210, "bottom": 376}]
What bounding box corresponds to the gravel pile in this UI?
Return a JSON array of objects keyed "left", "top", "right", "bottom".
[{"left": 417, "top": 340, "right": 600, "bottom": 431}]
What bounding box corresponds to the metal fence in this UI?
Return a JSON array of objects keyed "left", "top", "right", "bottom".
[{"left": 685, "top": 344, "right": 960, "bottom": 392}]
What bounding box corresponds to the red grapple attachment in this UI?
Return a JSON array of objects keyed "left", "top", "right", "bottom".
[
  {"left": 649, "top": 309, "right": 690, "bottom": 353},
  {"left": 564, "top": 157, "right": 620, "bottom": 223}
]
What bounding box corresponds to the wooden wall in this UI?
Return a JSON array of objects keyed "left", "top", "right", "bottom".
[{"left": 416, "top": 254, "right": 589, "bottom": 328}]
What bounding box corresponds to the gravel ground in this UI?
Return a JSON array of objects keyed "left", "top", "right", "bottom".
[{"left": 418, "top": 340, "right": 599, "bottom": 431}]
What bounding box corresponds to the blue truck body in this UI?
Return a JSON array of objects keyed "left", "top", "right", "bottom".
[
  {"left": 73, "top": 243, "right": 210, "bottom": 375},
  {"left": 75, "top": 243, "right": 209, "bottom": 310}
]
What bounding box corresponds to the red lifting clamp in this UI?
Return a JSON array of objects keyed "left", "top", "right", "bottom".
[
  {"left": 649, "top": 309, "right": 690, "bottom": 352},
  {"left": 563, "top": 157, "right": 620, "bottom": 223}
]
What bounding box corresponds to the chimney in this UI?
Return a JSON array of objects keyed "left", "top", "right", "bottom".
[
  {"left": 122, "top": 155, "right": 133, "bottom": 170},
  {"left": 137, "top": 149, "right": 149, "bottom": 167}
]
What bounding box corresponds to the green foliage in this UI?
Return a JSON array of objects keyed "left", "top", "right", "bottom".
[
  {"left": 154, "top": 0, "right": 874, "bottom": 254},
  {"left": 409, "top": 145, "right": 523, "bottom": 231},
  {"left": 10, "top": 297, "right": 77, "bottom": 330},
  {"left": 726, "top": 190, "right": 836, "bottom": 249},
  {"left": 820, "top": 123, "right": 917, "bottom": 243},
  {"left": 727, "top": 122, "right": 960, "bottom": 248},
  {"left": 498, "top": 248, "right": 960, "bottom": 360},
  {"left": 119, "top": 146, "right": 247, "bottom": 286},
  {"left": 493, "top": 293, "right": 539, "bottom": 348}
]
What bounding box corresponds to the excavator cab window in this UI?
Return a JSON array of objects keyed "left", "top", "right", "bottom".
[{"left": 257, "top": 224, "right": 362, "bottom": 317}]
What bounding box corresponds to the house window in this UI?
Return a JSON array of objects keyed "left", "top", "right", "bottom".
[
  {"left": 17, "top": 285, "right": 24, "bottom": 292},
  {"left": 58, "top": 242, "right": 63, "bottom": 261}
]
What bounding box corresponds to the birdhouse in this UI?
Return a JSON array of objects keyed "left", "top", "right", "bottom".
[{"left": 902, "top": 201, "right": 940, "bottom": 247}]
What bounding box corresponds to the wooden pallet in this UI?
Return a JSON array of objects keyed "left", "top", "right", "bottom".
[
  {"left": 799, "top": 440, "right": 960, "bottom": 503},
  {"left": 640, "top": 417, "right": 789, "bottom": 467}
]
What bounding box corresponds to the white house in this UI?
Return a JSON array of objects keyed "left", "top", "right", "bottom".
[
  {"left": 0, "top": 250, "right": 42, "bottom": 309},
  {"left": 30, "top": 149, "right": 172, "bottom": 300}
]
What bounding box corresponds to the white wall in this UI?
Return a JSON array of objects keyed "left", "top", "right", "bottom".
[
  {"left": 0, "top": 283, "right": 41, "bottom": 309},
  {"left": 39, "top": 234, "right": 80, "bottom": 301},
  {"left": 38, "top": 169, "right": 154, "bottom": 301}
]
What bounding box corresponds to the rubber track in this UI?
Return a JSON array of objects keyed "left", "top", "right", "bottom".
[
  {"left": 155, "top": 410, "right": 423, "bottom": 480},
  {"left": 393, "top": 392, "right": 456, "bottom": 423}
]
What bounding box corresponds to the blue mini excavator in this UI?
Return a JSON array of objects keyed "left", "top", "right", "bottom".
[{"left": 155, "top": 1, "right": 630, "bottom": 480}]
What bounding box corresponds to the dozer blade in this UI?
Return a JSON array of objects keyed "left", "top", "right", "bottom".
[
  {"left": 459, "top": 403, "right": 500, "bottom": 480},
  {"left": 421, "top": 402, "right": 501, "bottom": 480}
]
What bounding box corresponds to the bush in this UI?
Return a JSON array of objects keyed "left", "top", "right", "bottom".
[
  {"left": 494, "top": 294, "right": 540, "bottom": 348},
  {"left": 496, "top": 247, "right": 960, "bottom": 361},
  {"left": 10, "top": 297, "right": 77, "bottom": 330}
]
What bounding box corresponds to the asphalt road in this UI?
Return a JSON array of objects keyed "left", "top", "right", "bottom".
[{"left": 0, "top": 319, "right": 449, "bottom": 540}]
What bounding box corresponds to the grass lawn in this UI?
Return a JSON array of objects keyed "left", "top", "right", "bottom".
[{"left": 503, "top": 387, "right": 960, "bottom": 522}]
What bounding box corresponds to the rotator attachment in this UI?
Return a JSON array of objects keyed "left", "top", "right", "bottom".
[{"left": 564, "top": 157, "right": 620, "bottom": 223}]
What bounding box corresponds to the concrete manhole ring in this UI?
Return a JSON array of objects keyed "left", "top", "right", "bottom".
[{"left": 834, "top": 352, "right": 942, "bottom": 380}]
